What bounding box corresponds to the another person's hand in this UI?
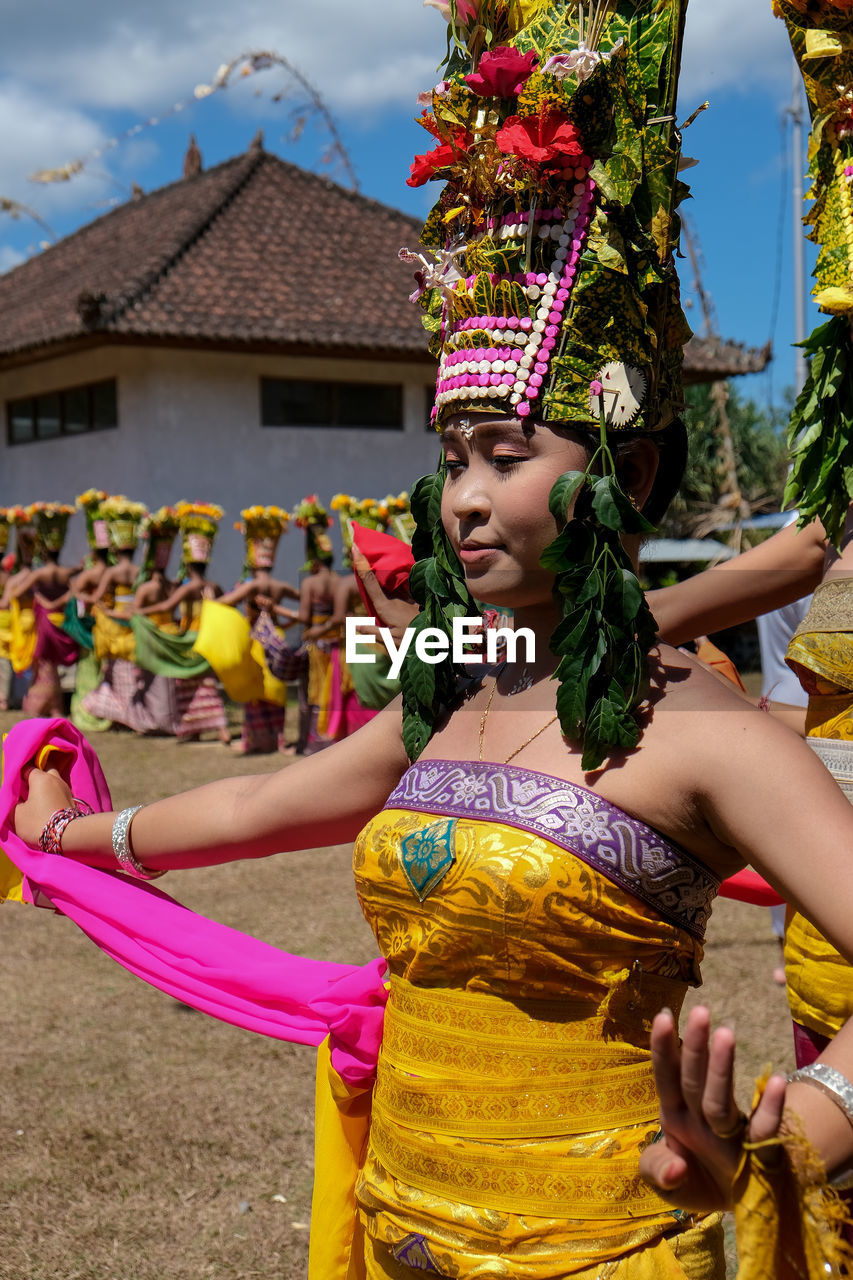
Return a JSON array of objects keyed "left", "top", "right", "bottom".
[
  {"left": 639, "top": 1006, "right": 787, "bottom": 1211},
  {"left": 351, "top": 546, "right": 418, "bottom": 645},
  {"left": 14, "top": 768, "right": 75, "bottom": 848}
]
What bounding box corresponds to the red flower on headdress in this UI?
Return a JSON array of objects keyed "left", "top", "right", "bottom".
[
  {"left": 495, "top": 108, "right": 584, "bottom": 170},
  {"left": 465, "top": 46, "right": 538, "bottom": 98},
  {"left": 406, "top": 129, "right": 469, "bottom": 188}
]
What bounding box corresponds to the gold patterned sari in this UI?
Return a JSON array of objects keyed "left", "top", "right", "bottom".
[{"left": 347, "top": 759, "right": 723, "bottom": 1279}]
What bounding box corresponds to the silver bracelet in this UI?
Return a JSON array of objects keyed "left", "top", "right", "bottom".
[
  {"left": 787, "top": 1063, "right": 853, "bottom": 1130},
  {"left": 111, "top": 806, "right": 165, "bottom": 880}
]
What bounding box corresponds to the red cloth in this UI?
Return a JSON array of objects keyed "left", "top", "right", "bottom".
[
  {"left": 719, "top": 867, "right": 783, "bottom": 906},
  {"left": 350, "top": 523, "right": 414, "bottom": 615}
]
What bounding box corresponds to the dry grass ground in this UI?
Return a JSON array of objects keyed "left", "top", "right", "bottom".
[{"left": 0, "top": 710, "right": 793, "bottom": 1279}]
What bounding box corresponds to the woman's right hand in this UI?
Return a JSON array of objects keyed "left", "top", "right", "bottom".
[{"left": 14, "top": 768, "right": 75, "bottom": 847}]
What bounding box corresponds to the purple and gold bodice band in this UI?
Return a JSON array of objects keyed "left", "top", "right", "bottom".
[
  {"left": 0, "top": 717, "right": 387, "bottom": 1089},
  {"left": 385, "top": 759, "right": 719, "bottom": 940}
]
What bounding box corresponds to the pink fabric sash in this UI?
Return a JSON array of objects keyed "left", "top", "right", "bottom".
[{"left": 0, "top": 718, "right": 387, "bottom": 1087}]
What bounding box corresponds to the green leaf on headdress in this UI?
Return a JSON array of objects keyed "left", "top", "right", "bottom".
[
  {"left": 472, "top": 273, "right": 496, "bottom": 317},
  {"left": 591, "top": 475, "right": 656, "bottom": 535},
  {"left": 547, "top": 470, "right": 586, "bottom": 522},
  {"left": 476, "top": 244, "right": 524, "bottom": 275}
]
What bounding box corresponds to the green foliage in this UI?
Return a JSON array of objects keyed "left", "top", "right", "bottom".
[
  {"left": 399, "top": 465, "right": 479, "bottom": 761},
  {"left": 543, "top": 424, "right": 659, "bottom": 772},
  {"left": 659, "top": 382, "right": 789, "bottom": 541},
  {"left": 784, "top": 316, "right": 853, "bottom": 549}
]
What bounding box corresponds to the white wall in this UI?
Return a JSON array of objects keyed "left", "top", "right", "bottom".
[{"left": 0, "top": 345, "right": 442, "bottom": 587}]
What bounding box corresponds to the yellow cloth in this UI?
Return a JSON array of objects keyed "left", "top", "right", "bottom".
[
  {"left": 92, "top": 586, "right": 136, "bottom": 663},
  {"left": 191, "top": 599, "right": 286, "bottom": 705},
  {"left": 306, "top": 612, "right": 353, "bottom": 736},
  {"left": 784, "top": 599, "right": 853, "bottom": 1038},
  {"left": 732, "top": 1078, "right": 853, "bottom": 1279},
  {"left": 345, "top": 802, "right": 718, "bottom": 1278},
  {"left": 309, "top": 1038, "right": 372, "bottom": 1280},
  {"left": 9, "top": 598, "right": 36, "bottom": 674},
  {"left": 0, "top": 607, "right": 11, "bottom": 661}
]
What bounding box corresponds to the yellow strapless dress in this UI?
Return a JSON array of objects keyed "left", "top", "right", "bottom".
[
  {"left": 92, "top": 585, "right": 136, "bottom": 664},
  {"left": 348, "top": 759, "right": 723, "bottom": 1279}
]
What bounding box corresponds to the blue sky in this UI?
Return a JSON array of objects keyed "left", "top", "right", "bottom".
[{"left": 0, "top": 0, "right": 818, "bottom": 412}]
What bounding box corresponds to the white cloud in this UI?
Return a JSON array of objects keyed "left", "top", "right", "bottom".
[
  {"left": 0, "top": 0, "right": 800, "bottom": 253},
  {"left": 0, "top": 0, "right": 796, "bottom": 119},
  {"left": 680, "top": 2, "right": 792, "bottom": 103},
  {"left": 0, "top": 79, "right": 115, "bottom": 238}
]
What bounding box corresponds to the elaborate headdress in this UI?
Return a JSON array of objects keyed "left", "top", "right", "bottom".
[
  {"left": 233, "top": 505, "right": 290, "bottom": 574},
  {"left": 176, "top": 501, "right": 224, "bottom": 569},
  {"left": 7, "top": 505, "right": 37, "bottom": 569},
  {"left": 98, "top": 495, "right": 148, "bottom": 553},
  {"left": 0, "top": 508, "right": 13, "bottom": 558},
  {"left": 776, "top": 0, "right": 853, "bottom": 545},
  {"left": 293, "top": 495, "right": 334, "bottom": 569},
  {"left": 331, "top": 492, "right": 414, "bottom": 562},
  {"left": 140, "top": 507, "right": 180, "bottom": 578},
  {"left": 76, "top": 489, "right": 110, "bottom": 552},
  {"left": 30, "top": 502, "right": 76, "bottom": 556},
  {"left": 399, "top": 0, "right": 692, "bottom": 766}
]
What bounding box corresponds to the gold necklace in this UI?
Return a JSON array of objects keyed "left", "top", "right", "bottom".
[{"left": 478, "top": 676, "right": 559, "bottom": 764}]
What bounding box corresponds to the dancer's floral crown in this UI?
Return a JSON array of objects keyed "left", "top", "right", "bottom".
[
  {"left": 293, "top": 495, "right": 334, "bottom": 568},
  {"left": 76, "top": 489, "right": 109, "bottom": 551},
  {"left": 140, "top": 507, "right": 180, "bottom": 577},
  {"left": 31, "top": 502, "right": 76, "bottom": 554},
  {"left": 234, "top": 506, "right": 290, "bottom": 573},
  {"left": 175, "top": 501, "right": 223, "bottom": 568},
  {"left": 98, "top": 496, "right": 148, "bottom": 552},
  {"left": 406, "top": 0, "right": 690, "bottom": 436}
]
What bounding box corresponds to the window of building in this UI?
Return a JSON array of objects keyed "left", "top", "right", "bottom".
[
  {"left": 260, "top": 378, "right": 404, "bottom": 430},
  {"left": 424, "top": 384, "right": 437, "bottom": 430},
  {"left": 6, "top": 379, "right": 118, "bottom": 446}
]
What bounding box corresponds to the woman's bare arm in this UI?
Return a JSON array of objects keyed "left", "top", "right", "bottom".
[
  {"left": 648, "top": 518, "right": 827, "bottom": 646},
  {"left": 136, "top": 581, "right": 194, "bottom": 616},
  {"left": 16, "top": 696, "right": 409, "bottom": 872}
]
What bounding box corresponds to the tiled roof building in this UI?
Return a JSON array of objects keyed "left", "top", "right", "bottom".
[{"left": 0, "top": 146, "right": 427, "bottom": 365}]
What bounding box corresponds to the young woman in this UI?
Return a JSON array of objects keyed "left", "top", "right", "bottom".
[
  {"left": 11, "top": 408, "right": 853, "bottom": 1278},
  {"left": 9, "top": 2, "right": 853, "bottom": 1276}
]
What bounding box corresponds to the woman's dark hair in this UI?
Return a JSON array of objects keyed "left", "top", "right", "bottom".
[{"left": 614, "top": 417, "right": 688, "bottom": 527}]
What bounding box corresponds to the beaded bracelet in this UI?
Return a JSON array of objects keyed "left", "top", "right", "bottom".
[
  {"left": 111, "top": 805, "right": 165, "bottom": 880},
  {"left": 787, "top": 1062, "right": 853, "bottom": 1129},
  {"left": 39, "top": 798, "right": 94, "bottom": 855}
]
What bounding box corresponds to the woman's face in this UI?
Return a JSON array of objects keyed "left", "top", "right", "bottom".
[{"left": 440, "top": 412, "right": 590, "bottom": 609}]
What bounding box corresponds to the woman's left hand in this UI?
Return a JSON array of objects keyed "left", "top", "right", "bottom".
[{"left": 638, "top": 1006, "right": 787, "bottom": 1211}]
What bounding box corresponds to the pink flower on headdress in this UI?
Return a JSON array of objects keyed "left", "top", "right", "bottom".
[
  {"left": 416, "top": 79, "right": 451, "bottom": 108},
  {"left": 495, "top": 109, "right": 584, "bottom": 171},
  {"left": 465, "top": 46, "right": 538, "bottom": 98},
  {"left": 423, "top": 0, "right": 452, "bottom": 18}
]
